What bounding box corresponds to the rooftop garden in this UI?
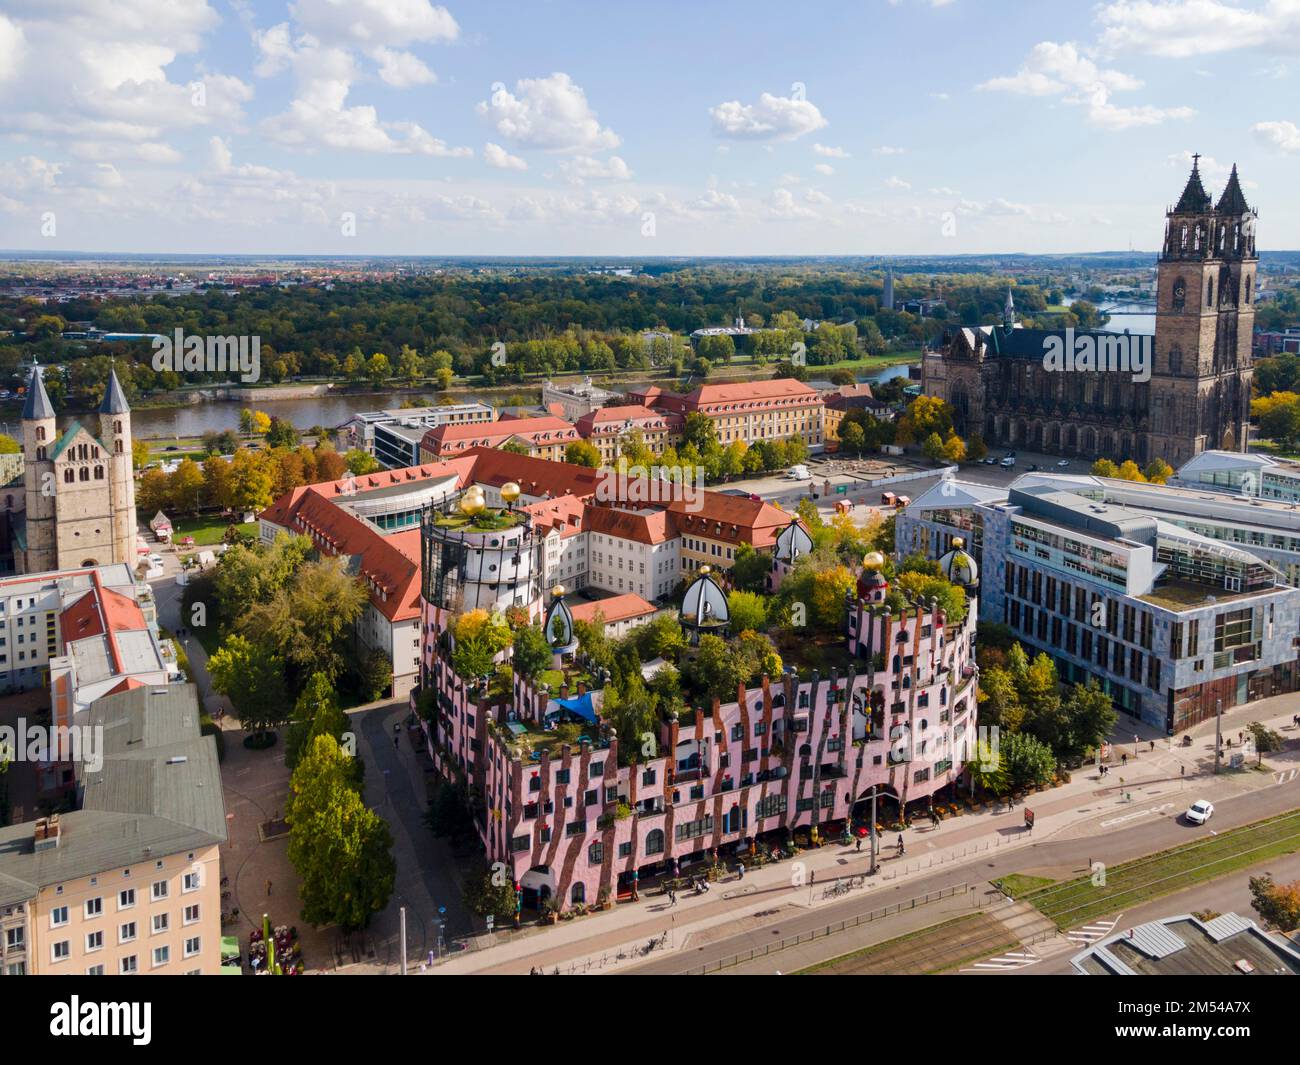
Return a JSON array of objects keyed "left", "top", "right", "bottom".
[{"left": 432, "top": 508, "right": 524, "bottom": 532}]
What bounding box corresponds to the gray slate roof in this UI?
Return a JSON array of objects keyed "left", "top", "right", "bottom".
[
  {"left": 21, "top": 364, "right": 54, "bottom": 421},
  {"left": 0, "top": 684, "right": 226, "bottom": 906}
]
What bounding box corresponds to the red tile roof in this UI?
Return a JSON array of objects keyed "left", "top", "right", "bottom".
[
  {"left": 574, "top": 405, "right": 683, "bottom": 438},
  {"left": 421, "top": 415, "right": 578, "bottom": 456},
  {"left": 570, "top": 593, "right": 657, "bottom": 625},
  {"left": 583, "top": 503, "right": 676, "bottom": 545}
]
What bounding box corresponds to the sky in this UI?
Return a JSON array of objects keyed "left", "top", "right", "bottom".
[{"left": 1, "top": 0, "right": 1298, "bottom": 257}]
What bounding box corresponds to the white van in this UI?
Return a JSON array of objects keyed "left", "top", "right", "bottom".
[{"left": 788, "top": 464, "right": 810, "bottom": 480}]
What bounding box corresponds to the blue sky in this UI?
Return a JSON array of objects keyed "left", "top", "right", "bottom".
[{"left": 1, "top": 0, "right": 1297, "bottom": 255}]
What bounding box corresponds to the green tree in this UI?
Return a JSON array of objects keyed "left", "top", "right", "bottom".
[
  {"left": 207, "top": 634, "right": 290, "bottom": 740},
  {"left": 730, "top": 542, "right": 771, "bottom": 594},
  {"left": 684, "top": 634, "right": 747, "bottom": 702},
  {"left": 286, "top": 735, "right": 395, "bottom": 931},
  {"left": 1001, "top": 731, "right": 1056, "bottom": 790},
  {"left": 285, "top": 671, "right": 351, "bottom": 771},
  {"left": 511, "top": 623, "right": 553, "bottom": 679},
  {"left": 727, "top": 590, "right": 768, "bottom": 633},
  {"left": 1249, "top": 875, "right": 1300, "bottom": 933},
  {"left": 345, "top": 449, "right": 381, "bottom": 475},
  {"left": 1246, "top": 721, "right": 1285, "bottom": 766},
  {"left": 565, "top": 440, "right": 601, "bottom": 468}
]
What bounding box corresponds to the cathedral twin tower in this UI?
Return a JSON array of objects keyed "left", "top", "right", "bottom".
[{"left": 18, "top": 364, "right": 137, "bottom": 575}]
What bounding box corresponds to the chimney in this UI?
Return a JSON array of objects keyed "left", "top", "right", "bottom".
[{"left": 34, "top": 814, "right": 61, "bottom": 851}]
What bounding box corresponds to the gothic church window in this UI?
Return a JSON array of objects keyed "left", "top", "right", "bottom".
[
  {"left": 79, "top": 468, "right": 89, "bottom": 482},
  {"left": 63, "top": 469, "right": 74, "bottom": 483}
]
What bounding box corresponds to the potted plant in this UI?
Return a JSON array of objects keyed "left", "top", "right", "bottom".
[
  {"left": 540, "top": 896, "right": 561, "bottom": 924},
  {"left": 597, "top": 886, "right": 612, "bottom": 911}
]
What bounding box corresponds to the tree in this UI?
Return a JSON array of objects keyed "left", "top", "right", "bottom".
[
  {"left": 1090, "top": 458, "right": 1119, "bottom": 478},
  {"left": 465, "top": 864, "right": 520, "bottom": 924},
  {"left": 170, "top": 458, "right": 204, "bottom": 515},
  {"left": 227, "top": 448, "right": 275, "bottom": 513},
  {"left": 207, "top": 634, "right": 290, "bottom": 740},
  {"left": 365, "top": 352, "right": 391, "bottom": 387},
  {"left": 499, "top": 440, "right": 531, "bottom": 456},
  {"left": 1059, "top": 682, "right": 1118, "bottom": 759},
  {"left": 978, "top": 667, "right": 1024, "bottom": 732},
  {"left": 941, "top": 431, "right": 967, "bottom": 464},
  {"left": 266, "top": 417, "right": 299, "bottom": 449},
  {"left": 130, "top": 438, "right": 151, "bottom": 469},
  {"left": 1001, "top": 731, "right": 1056, "bottom": 790},
  {"left": 250, "top": 410, "right": 272, "bottom": 436},
  {"left": 511, "top": 623, "right": 553, "bottom": 679},
  {"left": 1249, "top": 875, "right": 1300, "bottom": 933},
  {"left": 357, "top": 649, "right": 393, "bottom": 702},
  {"left": 1143, "top": 458, "right": 1174, "bottom": 484},
  {"left": 921, "top": 431, "right": 946, "bottom": 462},
  {"left": 565, "top": 440, "right": 601, "bottom": 468},
  {"left": 284, "top": 672, "right": 350, "bottom": 771},
  {"left": 451, "top": 609, "right": 513, "bottom": 680},
  {"left": 838, "top": 420, "right": 865, "bottom": 455},
  {"left": 286, "top": 735, "right": 395, "bottom": 931},
  {"left": 637, "top": 613, "right": 687, "bottom": 661},
  {"left": 727, "top": 590, "right": 768, "bottom": 633},
  {"left": 1245, "top": 721, "right": 1284, "bottom": 766},
  {"left": 137, "top": 468, "right": 172, "bottom": 515},
  {"left": 683, "top": 412, "right": 718, "bottom": 452},
  {"left": 895, "top": 395, "right": 952, "bottom": 445},
  {"left": 964, "top": 736, "right": 1009, "bottom": 797},
  {"left": 345, "top": 449, "right": 381, "bottom": 475},
  {"left": 684, "top": 634, "right": 747, "bottom": 702},
  {"left": 809, "top": 565, "right": 856, "bottom": 629},
  {"left": 730, "top": 542, "right": 771, "bottom": 594}
]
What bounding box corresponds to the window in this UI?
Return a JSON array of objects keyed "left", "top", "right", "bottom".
[
  {"left": 182, "top": 872, "right": 201, "bottom": 893},
  {"left": 52, "top": 940, "right": 70, "bottom": 963},
  {"left": 152, "top": 880, "right": 169, "bottom": 901},
  {"left": 184, "top": 937, "right": 201, "bottom": 958},
  {"left": 50, "top": 905, "right": 69, "bottom": 928},
  {"left": 152, "top": 946, "right": 170, "bottom": 968},
  {"left": 120, "top": 955, "right": 138, "bottom": 974},
  {"left": 119, "top": 888, "right": 136, "bottom": 910},
  {"left": 86, "top": 931, "right": 103, "bottom": 952},
  {"left": 86, "top": 964, "right": 105, "bottom": 976},
  {"left": 5, "top": 927, "right": 24, "bottom": 951},
  {"left": 119, "top": 922, "right": 137, "bottom": 944},
  {"left": 183, "top": 904, "right": 201, "bottom": 925},
  {"left": 152, "top": 913, "right": 169, "bottom": 934},
  {"left": 645, "top": 828, "right": 665, "bottom": 855},
  {"left": 84, "top": 897, "right": 102, "bottom": 919},
  {"left": 588, "top": 842, "right": 604, "bottom": 864}
]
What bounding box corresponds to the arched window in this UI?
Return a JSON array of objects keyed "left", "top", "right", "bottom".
[
  {"left": 1245, "top": 276, "right": 1252, "bottom": 304},
  {"left": 114, "top": 440, "right": 123, "bottom": 454},
  {"left": 570, "top": 883, "right": 585, "bottom": 905},
  {"left": 93, "top": 466, "right": 104, "bottom": 480},
  {"left": 1207, "top": 277, "right": 1214, "bottom": 305},
  {"left": 36, "top": 427, "right": 45, "bottom": 441},
  {"left": 64, "top": 469, "right": 74, "bottom": 483},
  {"left": 645, "top": 828, "right": 664, "bottom": 856},
  {"left": 78, "top": 467, "right": 89, "bottom": 482},
  {"left": 114, "top": 420, "right": 122, "bottom": 434}
]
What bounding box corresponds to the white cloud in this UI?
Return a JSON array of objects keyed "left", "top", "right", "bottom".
[
  {"left": 814, "top": 163, "right": 835, "bottom": 176},
  {"left": 884, "top": 176, "right": 911, "bottom": 190},
  {"left": 484, "top": 142, "right": 528, "bottom": 170},
  {"left": 767, "top": 187, "right": 819, "bottom": 219},
  {"left": 980, "top": 40, "right": 1193, "bottom": 129},
  {"left": 813, "top": 143, "right": 849, "bottom": 157},
  {"left": 0, "top": 15, "right": 25, "bottom": 83},
  {"left": 804, "top": 187, "right": 832, "bottom": 205},
  {"left": 872, "top": 145, "right": 905, "bottom": 155},
  {"left": 477, "top": 73, "right": 620, "bottom": 153},
  {"left": 1096, "top": 0, "right": 1297, "bottom": 59},
  {"left": 709, "top": 92, "right": 827, "bottom": 141},
  {"left": 290, "top": 0, "right": 459, "bottom": 48},
  {"left": 1253, "top": 119, "right": 1300, "bottom": 152},
  {"left": 552, "top": 155, "right": 632, "bottom": 183},
  {"left": 0, "top": 1, "right": 248, "bottom": 161},
  {"left": 372, "top": 47, "right": 437, "bottom": 88}
]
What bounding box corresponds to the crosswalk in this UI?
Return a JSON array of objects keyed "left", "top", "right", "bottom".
[
  {"left": 959, "top": 948, "right": 1039, "bottom": 973},
  {"left": 1066, "top": 916, "right": 1120, "bottom": 947},
  {"left": 1274, "top": 767, "right": 1299, "bottom": 786}
]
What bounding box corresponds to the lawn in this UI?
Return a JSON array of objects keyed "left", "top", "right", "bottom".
[
  {"left": 993, "top": 874, "right": 1055, "bottom": 898},
  {"left": 172, "top": 516, "right": 257, "bottom": 546},
  {"left": 1022, "top": 809, "right": 1300, "bottom": 929},
  {"left": 797, "top": 912, "right": 1015, "bottom": 976}
]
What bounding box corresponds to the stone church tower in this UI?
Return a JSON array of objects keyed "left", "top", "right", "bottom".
[
  {"left": 17, "top": 365, "right": 137, "bottom": 574},
  {"left": 1147, "top": 157, "right": 1257, "bottom": 465}
]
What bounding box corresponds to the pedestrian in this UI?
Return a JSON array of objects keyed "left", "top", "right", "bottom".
[
  {"left": 856, "top": 837, "right": 862, "bottom": 853},
  {"left": 1121, "top": 752, "right": 1127, "bottom": 765},
  {"left": 394, "top": 735, "right": 400, "bottom": 748},
  {"left": 736, "top": 861, "right": 745, "bottom": 880},
  {"left": 1180, "top": 765, "right": 1185, "bottom": 777},
  {"left": 265, "top": 879, "right": 272, "bottom": 897},
  {"left": 810, "top": 870, "right": 815, "bottom": 885},
  {"left": 1149, "top": 740, "right": 1155, "bottom": 751}
]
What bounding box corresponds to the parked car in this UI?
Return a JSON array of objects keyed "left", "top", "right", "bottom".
[
  {"left": 1000, "top": 457, "right": 1016, "bottom": 468},
  {"left": 1056, "top": 459, "right": 1070, "bottom": 468},
  {"left": 981, "top": 457, "right": 998, "bottom": 465},
  {"left": 1184, "top": 800, "right": 1214, "bottom": 825}
]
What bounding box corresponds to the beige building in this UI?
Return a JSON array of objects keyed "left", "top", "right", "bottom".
[
  {"left": 573, "top": 405, "right": 683, "bottom": 465},
  {"left": 17, "top": 365, "right": 137, "bottom": 575},
  {"left": 0, "top": 685, "right": 225, "bottom": 976},
  {"left": 628, "top": 378, "right": 825, "bottom": 452}
]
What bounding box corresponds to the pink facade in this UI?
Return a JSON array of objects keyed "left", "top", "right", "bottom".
[{"left": 414, "top": 584, "right": 979, "bottom": 911}]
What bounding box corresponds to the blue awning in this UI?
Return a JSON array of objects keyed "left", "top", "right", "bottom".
[{"left": 545, "top": 692, "right": 597, "bottom": 724}]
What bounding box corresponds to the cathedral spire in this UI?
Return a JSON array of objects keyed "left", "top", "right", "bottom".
[
  {"left": 1003, "top": 286, "right": 1016, "bottom": 329},
  {"left": 1174, "top": 154, "right": 1212, "bottom": 213},
  {"left": 1216, "top": 163, "right": 1250, "bottom": 215},
  {"left": 22, "top": 361, "right": 55, "bottom": 421},
  {"left": 99, "top": 365, "right": 130, "bottom": 415}
]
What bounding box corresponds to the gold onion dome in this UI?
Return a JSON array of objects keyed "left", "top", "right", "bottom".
[
  {"left": 501, "top": 482, "right": 521, "bottom": 504},
  {"left": 552, "top": 583, "right": 566, "bottom": 598},
  {"left": 862, "top": 551, "right": 886, "bottom": 570}
]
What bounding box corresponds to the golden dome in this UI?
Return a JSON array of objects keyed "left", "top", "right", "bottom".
[
  {"left": 459, "top": 488, "right": 486, "bottom": 516},
  {"left": 951, "top": 536, "right": 965, "bottom": 549},
  {"left": 698, "top": 565, "right": 711, "bottom": 576},
  {"left": 501, "top": 481, "right": 521, "bottom": 504},
  {"left": 862, "top": 551, "right": 886, "bottom": 570},
  {"left": 551, "top": 583, "right": 566, "bottom": 598}
]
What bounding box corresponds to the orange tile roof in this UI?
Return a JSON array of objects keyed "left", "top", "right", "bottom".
[
  {"left": 570, "top": 593, "right": 657, "bottom": 625},
  {"left": 421, "top": 415, "right": 578, "bottom": 456},
  {"left": 575, "top": 405, "right": 683, "bottom": 437},
  {"left": 669, "top": 494, "right": 787, "bottom": 548},
  {"left": 583, "top": 504, "right": 676, "bottom": 545}
]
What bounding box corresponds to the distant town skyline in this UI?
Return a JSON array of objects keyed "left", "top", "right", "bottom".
[{"left": 1, "top": 0, "right": 1298, "bottom": 256}]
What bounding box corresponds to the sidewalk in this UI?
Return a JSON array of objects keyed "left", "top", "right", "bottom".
[{"left": 422, "top": 694, "right": 1300, "bottom": 975}]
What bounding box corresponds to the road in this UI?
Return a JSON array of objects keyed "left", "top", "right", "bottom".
[{"left": 625, "top": 769, "right": 1300, "bottom": 974}]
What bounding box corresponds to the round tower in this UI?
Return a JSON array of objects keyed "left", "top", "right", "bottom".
[
  {"left": 98, "top": 367, "right": 136, "bottom": 566},
  {"left": 21, "top": 362, "right": 57, "bottom": 573}
]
